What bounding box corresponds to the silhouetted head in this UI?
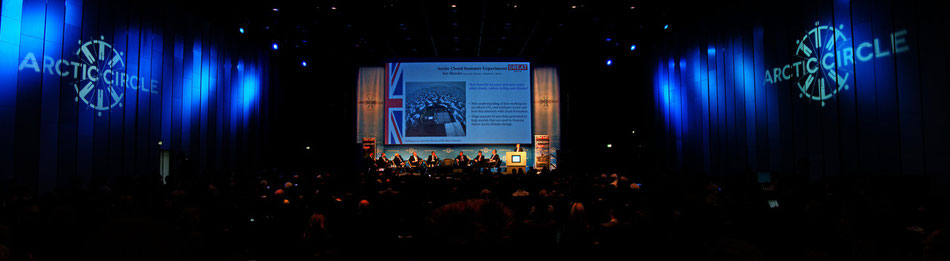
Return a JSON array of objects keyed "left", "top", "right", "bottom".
[{"left": 426, "top": 199, "right": 513, "bottom": 250}]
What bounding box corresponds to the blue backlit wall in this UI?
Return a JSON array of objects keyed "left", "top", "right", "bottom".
[
  {"left": 0, "top": 0, "right": 271, "bottom": 191},
  {"left": 653, "top": 0, "right": 949, "bottom": 181}
]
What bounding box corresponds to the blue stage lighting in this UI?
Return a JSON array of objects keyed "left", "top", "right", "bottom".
[
  {"left": 272, "top": 43, "right": 278, "bottom": 50},
  {"left": 707, "top": 47, "right": 715, "bottom": 55},
  {"left": 630, "top": 44, "right": 637, "bottom": 51},
  {"left": 239, "top": 27, "right": 245, "bottom": 34},
  {"left": 606, "top": 59, "right": 613, "bottom": 66},
  {"left": 605, "top": 37, "right": 612, "bottom": 42},
  {"left": 301, "top": 61, "right": 307, "bottom": 67},
  {"left": 663, "top": 24, "right": 669, "bottom": 30}
]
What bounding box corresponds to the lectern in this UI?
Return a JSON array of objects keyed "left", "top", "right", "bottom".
[{"left": 505, "top": 151, "right": 527, "bottom": 174}]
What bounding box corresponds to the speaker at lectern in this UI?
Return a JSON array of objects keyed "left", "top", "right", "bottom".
[{"left": 505, "top": 151, "right": 527, "bottom": 174}]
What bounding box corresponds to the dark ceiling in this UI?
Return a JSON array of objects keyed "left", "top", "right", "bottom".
[{"left": 196, "top": 0, "right": 690, "bottom": 64}]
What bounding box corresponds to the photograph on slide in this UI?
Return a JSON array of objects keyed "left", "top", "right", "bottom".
[{"left": 404, "top": 81, "right": 467, "bottom": 137}]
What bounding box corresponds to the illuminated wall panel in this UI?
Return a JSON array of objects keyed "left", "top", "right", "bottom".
[
  {"left": 653, "top": 0, "right": 949, "bottom": 181},
  {"left": 0, "top": 0, "right": 271, "bottom": 192}
]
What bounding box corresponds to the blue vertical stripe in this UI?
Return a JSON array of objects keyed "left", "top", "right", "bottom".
[{"left": 0, "top": 0, "right": 23, "bottom": 180}]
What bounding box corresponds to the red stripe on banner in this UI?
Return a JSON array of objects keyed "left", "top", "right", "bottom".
[
  {"left": 390, "top": 63, "right": 401, "bottom": 85},
  {"left": 390, "top": 113, "right": 403, "bottom": 144},
  {"left": 384, "top": 65, "right": 389, "bottom": 143},
  {"left": 386, "top": 99, "right": 403, "bottom": 108}
]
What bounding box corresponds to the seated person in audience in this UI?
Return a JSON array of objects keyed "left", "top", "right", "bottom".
[
  {"left": 473, "top": 151, "right": 486, "bottom": 168},
  {"left": 392, "top": 153, "right": 405, "bottom": 168},
  {"left": 377, "top": 152, "right": 392, "bottom": 168},
  {"left": 455, "top": 151, "right": 470, "bottom": 167},
  {"left": 488, "top": 149, "right": 502, "bottom": 168},
  {"left": 426, "top": 151, "right": 440, "bottom": 167},
  {"left": 408, "top": 151, "right": 422, "bottom": 168}
]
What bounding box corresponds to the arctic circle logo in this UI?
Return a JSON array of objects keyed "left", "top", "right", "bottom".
[
  {"left": 793, "top": 22, "right": 850, "bottom": 106},
  {"left": 74, "top": 36, "right": 126, "bottom": 114},
  {"left": 764, "top": 22, "right": 910, "bottom": 107},
  {"left": 18, "top": 35, "right": 160, "bottom": 116}
]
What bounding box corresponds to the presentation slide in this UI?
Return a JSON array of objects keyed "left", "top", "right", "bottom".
[{"left": 385, "top": 62, "right": 531, "bottom": 144}]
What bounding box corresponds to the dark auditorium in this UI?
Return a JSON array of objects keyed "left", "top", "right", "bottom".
[{"left": 2, "top": 0, "right": 950, "bottom": 260}]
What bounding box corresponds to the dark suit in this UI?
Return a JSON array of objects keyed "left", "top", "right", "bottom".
[
  {"left": 426, "top": 155, "right": 440, "bottom": 167},
  {"left": 392, "top": 156, "right": 405, "bottom": 167},
  {"left": 408, "top": 155, "right": 422, "bottom": 167},
  {"left": 377, "top": 156, "right": 391, "bottom": 167},
  {"left": 365, "top": 155, "right": 378, "bottom": 169},
  {"left": 455, "top": 155, "right": 470, "bottom": 166},
  {"left": 489, "top": 154, "right": 502, "bottom": 167},
  {"left": 473, "top": 155, "right": 486, "bottom": 167}
]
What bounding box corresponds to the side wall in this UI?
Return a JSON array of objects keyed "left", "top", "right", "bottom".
[
  {"left": 653, "top": 0, "right": 949, "bottom": 182},
  {"left": 0, "top": 0, "right": 272, "bottom": 192}
]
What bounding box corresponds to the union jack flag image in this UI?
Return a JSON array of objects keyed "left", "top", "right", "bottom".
[{"left": 385, "top": 63, "right": 405, "bottom": 144}]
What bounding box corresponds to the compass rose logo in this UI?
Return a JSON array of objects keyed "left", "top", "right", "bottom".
[
  {"left": 73, "top": 35, "right": 126, "bottom": 116},
  {"left": 359, "top": 97, "right": 381, "bottom": 110},
  {"left": 793, "top": 22, "right": 851, "bottom": 106},
  {"left": 538, "top": 97, "right": 559, "bottom": 107}
]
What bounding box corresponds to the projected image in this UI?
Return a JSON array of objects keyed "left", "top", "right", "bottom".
[{"left": 405, "top": 81, "right": 467, "bottom": 137}]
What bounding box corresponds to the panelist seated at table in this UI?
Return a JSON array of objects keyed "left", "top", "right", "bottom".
[
  {"left": 392, "top": 153, "right": 405, "bottom": 168},
  {"left": 455, "top": 151, "right": 470, "bottom": 167},
  {"left": 377, "top": 152, "right": 392, "bottom": 168},
  {"left": 488, "top": 149, "right": 502, "bottom": 168},
  {"left": 408, "top": 151, "right": 423, "bottom": 167},
  {"left": 472, "top": 151, "right": 486, "bottom": 167},
  {"left": 426, "top": 151, "right": 441, "bottom": 167},
  {"left": 365, "top": 152, "right": 378, "bottom": 169}
]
